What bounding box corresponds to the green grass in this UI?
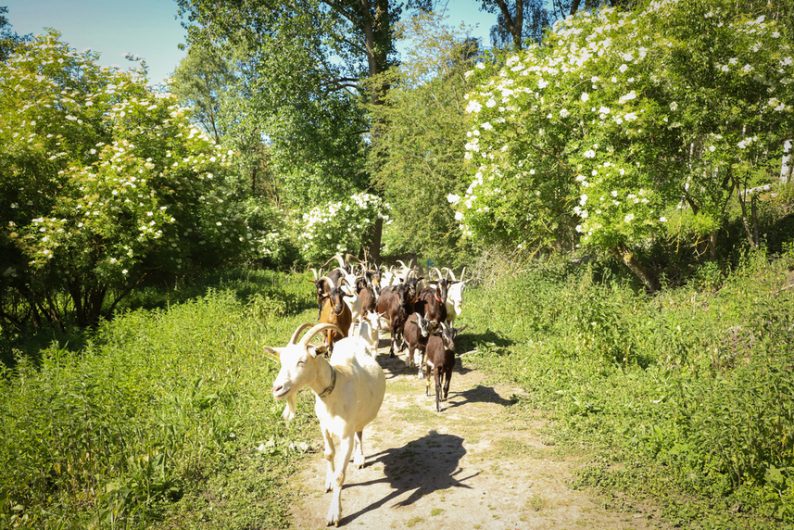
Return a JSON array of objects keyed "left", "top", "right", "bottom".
[
  {"left": 458, "top": 248, "right": 794, "bottom": 529},
  {"left": 2, "top": 252, "right": 792, "bottom": 529},
  {"left": 0, "top": 272, "right": 319, "bottom": 529}
]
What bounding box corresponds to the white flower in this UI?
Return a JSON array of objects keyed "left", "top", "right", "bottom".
[
  {"left": 580, "top": 92, "right": 590, "bottom": 102},
  {"left": 624, "top": 213, "right": 635, "bottom": 223},
  {"left": 584, "top": 149, "right": 596, "bottom": 159},
  {"left": 659, "top": 217, "right": 667, "bottom": 223},
  {"left": 624, "top": 112, "right": 638, "bottom": 121},
  {"left": 669, "top": 101, "right": 678, "bottom": 111},
  {"left": 486, "top": 98, "right": 497, "bottom": 108},
  {"left": 708, "top": 145, "right": 716, "bottom": 152},
  {"left": 619, "top": 63, "right": 628, "bottom": 73},
  {"left": 447, "top": 193, "right": 461, "bottom": 205},
  {"left": 611, "top": 190, "right": 618, "bottom": 198},
  {"left": 559, "top": 108, "right": 570, "bottom": 118},
  {"left": 618, "top": 90, "right": 637, "bottom": 104},
  {"left": 454, "top": 211, "right": 464, "bottom": 221},
  {"left": 481, "top": 122, "right": 493, "bottom": 131},
  {"left": 538, "top": 78, "right": 548, "bottom": 89},
  {"left": 465, "top": 100, "right": 482, "bottom": 113},
  {"left": 579, "top": 194, "right": 588, "bottom": 206}
]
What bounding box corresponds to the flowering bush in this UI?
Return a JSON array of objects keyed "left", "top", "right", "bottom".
[
  {"left": 459, "top": 0, "right": 794, "bottom": 285},
  {"left": 0, "top": 33, "right": 246, "bottom": 327},
  {"left": 298, "top": 191, "right": 390, "bottom": 262}
]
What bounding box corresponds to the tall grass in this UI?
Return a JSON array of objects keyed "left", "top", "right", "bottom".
[
  {"left": 0, "top": 272, "right": 318, "bottom": 529},
  {"left": 461, "top": 248, "right": 794, "bottom": 528}
]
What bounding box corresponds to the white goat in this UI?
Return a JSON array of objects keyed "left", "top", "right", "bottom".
[
  {"left": 267, "top": 322, "right": 386, "bottom": 526},
  {"left": 351, "top": 310, "right": 381, "bottom": 351},
  {"left": 442, "top": 267, "right": 466, "bottom": 325}
]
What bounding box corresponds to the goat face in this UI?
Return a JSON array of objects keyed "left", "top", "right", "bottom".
[
  {"left": 323, "top": 286, "right": 349, "bottom": 315},
  {"left": 267, "top": 323, "right": 341, "bottom": 421},
  {"left": 363, "top": 310, "right": 381, "bottom": 332},
  {"left": 415, "top": 312, "right": 430, "bottom": 337},
  {"left": 404, "top": 277, "right": 423, "bottom": 302},
  {"left": 271, "top": 344, "right": 320, "bottom": 402},
  {"left": 439, "top": 322, "right": 458, "bottom": 352}
]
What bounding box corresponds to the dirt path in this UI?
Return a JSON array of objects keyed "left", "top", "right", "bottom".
[{"left": 290, "top": 346, "right": 658, "bottom": 529}]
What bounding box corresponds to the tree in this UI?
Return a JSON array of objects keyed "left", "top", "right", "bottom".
[
  {"left": 459, "top": 1, "right": 794, "bottom": 291},
  {"left": 478, "top": 0, "right": 636, "bottom": 50},
  {"left": 175, "top": 0, "right": 434, "bottom": 261},
  {"left": 0, "top": 33, "right": 246, "bottom": 329},
  {"left": 0, "top": 6, "right": 27, "bottom": 61},
  {"left": 367, "top": 13, "right": 477, "bottom": 262}
]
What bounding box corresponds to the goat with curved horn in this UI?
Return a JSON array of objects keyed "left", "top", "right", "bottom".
[
  {"left": 290, "top": 322, "right": 316, "bottom": 345},
  {"left": 297, "top": 322, "right": 344, "bottom": 348},
  {"left": 269, "top": 322, "right": 385, "bottom": 526}
]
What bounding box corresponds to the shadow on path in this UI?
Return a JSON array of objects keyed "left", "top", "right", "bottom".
[
  {"left": 443, "top": 384, "right": 518, "bottom": 410},
  {"left": 340, "top": 430, "right": 477, "bottom": 525}
]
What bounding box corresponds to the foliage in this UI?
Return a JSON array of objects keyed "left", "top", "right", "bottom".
[
  {"left": 0, "top": 6, "right": 26, "bottom": 62},
  {"left": 461, "top": 249, "right": 794, "bottom": 527},
  {"left": 0, "top": 272, "right": 319, "bottom": 529},
  {"left": 0, "top": 33, "right": 246, "bottom": 328},
  {"left": 367, "top": 13, "right": 475, "bottom": 263},
  {"left": 299, "top": 192, "right": 390, "bottom": 262},
  {"left": 459, "top": 0, "right": 794, "bottom": 284}
]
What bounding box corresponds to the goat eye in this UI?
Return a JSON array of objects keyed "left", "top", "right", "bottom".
[{"left": 297, "top": 360, "right": 305, "bottom": 367}]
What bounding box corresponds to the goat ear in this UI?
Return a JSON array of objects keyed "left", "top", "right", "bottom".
[
  {"left": 264, "top": 347, "right": 280, "bottom": 361},
  {"left": 307, "top": 345, "right": 319, "bottom": 358}
]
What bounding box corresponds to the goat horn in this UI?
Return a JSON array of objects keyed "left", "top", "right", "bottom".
[
  {"left": 319, "top": 275, "right": 336, "bottom": 289},
  {"left": 459, "top": 267, "right": 466, "bottom": 282},
  {"left": 289, "top": 323, "right": 315, "bottom": 345},
  {"left": 333, "top": 254, "right": 347, "bottom": 270},
  {"left": 298, "top": 322, "right": 344, "bottom": 348},
  {"left": 311, "top": 268, "right": 320, "bottom": 281},
  {"left": 442, "top": 267, "right": 456, "bottom": 281},
  {"left": 431, "top": 267, "right": 443, "bottom": 281}
]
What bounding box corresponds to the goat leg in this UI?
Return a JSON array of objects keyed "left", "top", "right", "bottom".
[
  {"left": 322, "top": 429, "right": 335, "bottom": 493},
  {"left": 434, "top": 367, "right": 442, "bottom": 412},
  {"left": 327, "top": 435, "right": 353, "bottom": 526},
  {"left": 443, "top": 364, "right": 453, "bottom": 401},
  {"left": 353, "top": 431, "right": 365, "bottom": 469}
]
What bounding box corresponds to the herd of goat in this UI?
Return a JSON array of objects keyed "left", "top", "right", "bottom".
[{"left": 265, "top": 254, "right": 468, "bottom": 526}]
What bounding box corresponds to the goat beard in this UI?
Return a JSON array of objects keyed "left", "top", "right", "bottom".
[{"left": 281, "top": 393, "right": 297, "bottom": 422}]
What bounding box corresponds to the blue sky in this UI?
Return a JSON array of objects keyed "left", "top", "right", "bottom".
[{"left": 4, "top": 0, "right": 498, "bottom": 85}]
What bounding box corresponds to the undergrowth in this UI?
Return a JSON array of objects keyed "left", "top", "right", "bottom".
[
  {"left": 0, "top": 273, "right": 319, "bottom": 529},
  {"left": 460, "top": 248, "right": 794, "bottom": 529}
]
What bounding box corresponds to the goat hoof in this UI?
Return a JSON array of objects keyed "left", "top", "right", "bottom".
[{"left": 326, "top": 507, "right": 341, "bottom": 527}]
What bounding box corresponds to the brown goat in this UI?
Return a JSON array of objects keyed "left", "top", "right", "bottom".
[
  {"left": 403, "top": 312, "right": 430, "bottom": 377},
  {"left": 318, "top": 276, "right": 352, "bottom": 350},
  {"left": 424, "top": 323, "right": 464, "bottom": 412}
]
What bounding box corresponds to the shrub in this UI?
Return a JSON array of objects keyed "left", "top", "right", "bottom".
[
  {"left": 461, "top": 249, "right": 794, "bottom": 526},
  {"left": 298, "top": 191, "right": 390, "bottom": 262},
  {"left": 458, "top": 1, "right": 794, "bottom": 288},
  {"left": 0, "top": 32, "right": 247, "bottom": 329}
]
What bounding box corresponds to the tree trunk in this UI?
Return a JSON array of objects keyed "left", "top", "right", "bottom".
[
  {"left": 616, "top": 246, "right": 660, "bottom": 293},
  {"left": 368, "top": 217, "right": 383, "bottom": 263},
  {"left": 708, "top": 230, "right": 718, "bottom": 260},
  {"left": 358, "top": 0, "right": 392, "bottom": 261}
]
